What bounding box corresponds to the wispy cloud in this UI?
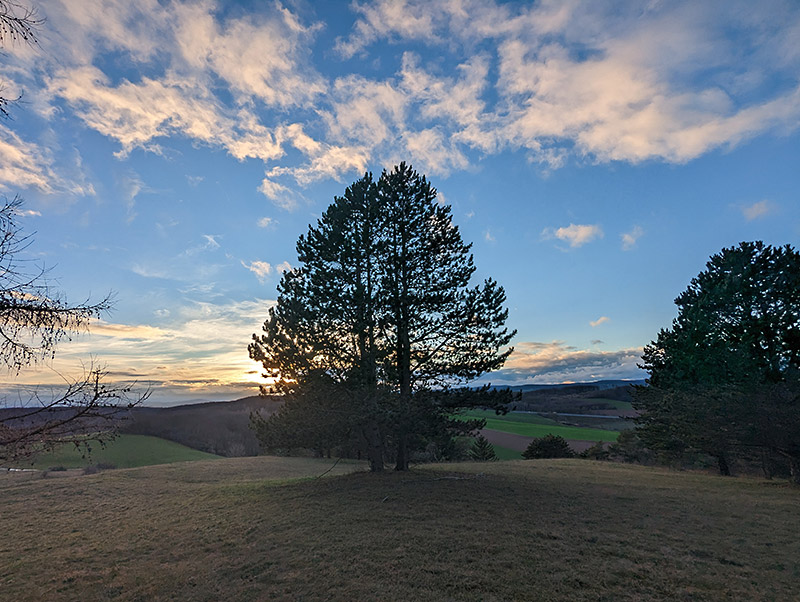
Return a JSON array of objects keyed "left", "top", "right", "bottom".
[
  {"left": 543, "top": 223, "right": 603, "bottom": 248},
  {"left": 494, "top": 340, "right": 644, "bottom": 384},
  {"left": 590, "top": 316, "right": 610, "bottom": 328},
  {"left": 621, "top": 225, "right": 644, "bottom": 250},
  {"left": 742, "top": 199, "right": 774, "bottom": 221},
  {"left": 257, "top": 216, "right": 275, "bottom": 228},
  {"left": 241, "top": 259, "right": 272, "bottom": 282}
]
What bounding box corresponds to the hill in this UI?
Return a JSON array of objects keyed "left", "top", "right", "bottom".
[
  {"left": 121, "top": 395, "right": 283, "bottom": 456},
  {"left": 2, "top": 457, "right": 797, "bottom": 600},
  {"left": 10, "top": 434, "right": 220, "bottom": 470}
]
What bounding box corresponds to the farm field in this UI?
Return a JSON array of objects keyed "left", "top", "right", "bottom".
[
  {"left": 2, "top": 457, "right": 798, "bottom": 601},
  {"left": 461, "top": 410, "right": 620, "bottom": 442},
  {"left": 9, "top": 434, "right": 220, "bottom": 470}
]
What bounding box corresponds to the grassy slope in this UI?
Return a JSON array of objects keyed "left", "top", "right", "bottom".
[
  {"left": 13, "top": 434, "right": 220, "bottom": 470},
  {"left": 2, "top": 457, "right": 798, "bottom": 601},
  {"left": 461, "top": 410, "right": 620, "bottom": 442}
]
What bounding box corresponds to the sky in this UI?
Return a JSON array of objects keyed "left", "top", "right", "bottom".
[{"left": 0, "top": 0, "right": 798, "bottom": 406}]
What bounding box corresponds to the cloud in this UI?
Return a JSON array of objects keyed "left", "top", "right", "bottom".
[
  {"left": 543, "top": 223, "right": 603, "bottom": 248},
  {"left": 241, "top": 260, "right": 272, "bottom": 282},
  {"left": 257, "top": 217, "right": 275, "bottom": 228},
  {"left": 276, "top": 261, "right": 292, "bottom": 273},
  {"left": 493, "top": 340, "right": 644, "bottom": 384},
  {"left": 202, "top": 234, "right": 221, "bottom": 249},
  {"left": 591, "top": 339, "right": 604, "bottom": 345},
  {"left": 621, "top": 225, "right": 644, "bottom": 250},
  {"left": 0, "top": 298, "right": 278, "bottom": 405},
  {"left": 484, "top": 229, "right": 495, "bottom": 242},
  {"left": 590, "top": 316, "right": 610, "bottom": 327},
  {"left": 742, "top": 199, "right": 774, "bottom": 221},
  {"left": 5, "top": 0, "right": 798, "bottom": 207}
]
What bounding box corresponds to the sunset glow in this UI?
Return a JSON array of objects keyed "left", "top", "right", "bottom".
[{"left": 1, "top": 0, "right": 798, "bottom": 405}]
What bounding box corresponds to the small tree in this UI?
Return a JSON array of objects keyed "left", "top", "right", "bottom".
[
  {"left": 468, "top": 435, "right": 498, "bottom": 462},
  {"left": 579, "top": 441, "right": 609, "bottom": 461},
  {"left": 522, "top": 434, "right": 574, "bottom": 459}
]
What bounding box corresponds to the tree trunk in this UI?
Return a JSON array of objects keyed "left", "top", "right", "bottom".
[
  {"left": 776, "top": 450, "right": 800, "bottom": 485},
  {"left": 716, "top": 453, "right": 731, "bottom": 476},
  {"left": 395, "top": 433, "right": 409, "bottom": 471},
  {"left": 789, "top": 456, "right": 800, "bottom": 485},
  {"left": 365, "top": 420, "right": 384, "bottom": 472}
]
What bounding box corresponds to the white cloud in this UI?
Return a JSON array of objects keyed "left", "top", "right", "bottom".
[
  {"left": 202, "top": 234, "right": 221, "bottom": 249},
  {"left": 543, "top": 223, "right": 603, "bottom": 248},
  {"left": 484, "top": 229, "right": 495, "bottom": 243},
  {"left": 742, "top": 200, "right": 774, "bottom": 221},
  {"left": 6, "top": 0, "right": 798, "bottom": 204},
  {"left": 590, "top": 316, "right": 610, "bottom": 328},
  {"left": 495, "top": 340, "right": 644, "bottom": 383},
  {"left": 257, "top": 217, "right": 275, "bottom": 228},
  {"left": 276, "top": 261, "right": 292, "bottom": 274},
  {"left": 621, "top": 225, "right": 644, "bottom": 250},
  {"left": 241, "top": 260, "right": 272, "bottom": 282}
]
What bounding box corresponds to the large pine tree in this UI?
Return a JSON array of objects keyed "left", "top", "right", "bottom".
[{"left": 250, "top": 164, "right": 515, "bottom": 471}]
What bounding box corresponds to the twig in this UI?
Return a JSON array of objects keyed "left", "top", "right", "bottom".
[{"left": 316, "top": 456, "right": 342, "bottom": 479}]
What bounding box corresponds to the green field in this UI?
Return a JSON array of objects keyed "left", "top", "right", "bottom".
[
  {"left": 590, "top": 398, "right": 634, "bottom": 410},
  {"left": 461, "top": 410, "right": 620, "bottom": 442},
  {"left": 13, "top": 434, "right": 220, "bottom": 470},
  {"left": 491, "top": 443, "right": 522, "bottom": 460},
  {"left": 1, "top": 457, "right": 798, "bottom": 601}
]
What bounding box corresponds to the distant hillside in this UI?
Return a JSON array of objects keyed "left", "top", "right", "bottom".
[
  {"left": 122, "top": 395, "right": 283, "bottom": 457},
  {"left": 500, "top": 379, "right": 646, "bottom": 393},
  {"left": 506, "top": 381, "right": 643, "bottom": 418}
]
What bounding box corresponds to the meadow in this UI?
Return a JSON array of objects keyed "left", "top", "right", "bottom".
[
  {"left": 461, "top": 410, "right": 621, "bottom": 442},
  {"left": 11, "top": 434, "right": 220, "bottom": 470},
  {"left": 2, "top": 456, "right": 798, "bottom": 601}
]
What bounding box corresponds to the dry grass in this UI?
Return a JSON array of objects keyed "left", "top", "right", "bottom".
[{"left": 1, "top": 457, "right": 798, "bottom": 601}]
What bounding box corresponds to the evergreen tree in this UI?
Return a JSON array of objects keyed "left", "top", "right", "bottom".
[
  {"left": 468, "top": 435, "right": 498, "bottom": 462},
  {"left": 634, "top": 241, "right": 800, "bottom": 479},
  {"left": 250, "top": 164, "right": 515, "bottom": 471}
]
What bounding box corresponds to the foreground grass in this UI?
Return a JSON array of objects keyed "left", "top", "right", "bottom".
[
  {"left": 2, "top": 457, "right": 798, "bottom": 601},
  {"left": 10, "top": 434, "right": 220, "bottom": 470}
]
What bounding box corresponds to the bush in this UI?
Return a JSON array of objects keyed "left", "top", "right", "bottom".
[
  {"left": 579, "top": 441, "right": 609, "bottom": 461},
  {"left": 522, "top": 434, "right": 574, "bottom": 459},
  {"left": 607, "top": 430, "right": 653, "bottom": 464},
  {"left": 468, "top": 435, "right": 498, "bottom": 462}
]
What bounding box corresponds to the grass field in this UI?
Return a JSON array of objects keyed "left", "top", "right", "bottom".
[
  {"left": 11, "top": 434, "right": 220, "bottom": 470},
  {"left": 2, "top": 456, "right": 798, "bottom": 601},
  {"left": 491, "top": 443, "right": 522, "bottom": 460},
  {"left": 461, "top": 410, "right": 620, "bottom": 442}
]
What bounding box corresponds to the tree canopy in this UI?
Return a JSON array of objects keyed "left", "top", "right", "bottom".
[
  {"left": 634, "top": 241, "right": 800, "bottom": 479},
  {"left": 250, "top": 164, "right": 515, "bottom": 471}
]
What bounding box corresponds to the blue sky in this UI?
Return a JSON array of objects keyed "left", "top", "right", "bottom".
[{"left": 1, "top": 0, "right": 798, "bottom": 405}]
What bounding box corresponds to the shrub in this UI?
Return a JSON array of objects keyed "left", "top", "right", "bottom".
[
  {"left": 522, "top": 434, "right": 574, "bottom": 459},
  {"left": 607, "top": 430, "right": 653, "bottom": 464},
  {"left": 580, "top": 441, "right": 609, "bottom": 461},
  {"left": 468, "top": 435, "right": 498, "bottom": 462}
]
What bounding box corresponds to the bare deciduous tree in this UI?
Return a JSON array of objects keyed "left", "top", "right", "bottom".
[
  {"left": 0, "top": 0, "right": 41, "bottom": 118},
  {"left": 0, "top": 197, "right": 146, "bottom": 464}
]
